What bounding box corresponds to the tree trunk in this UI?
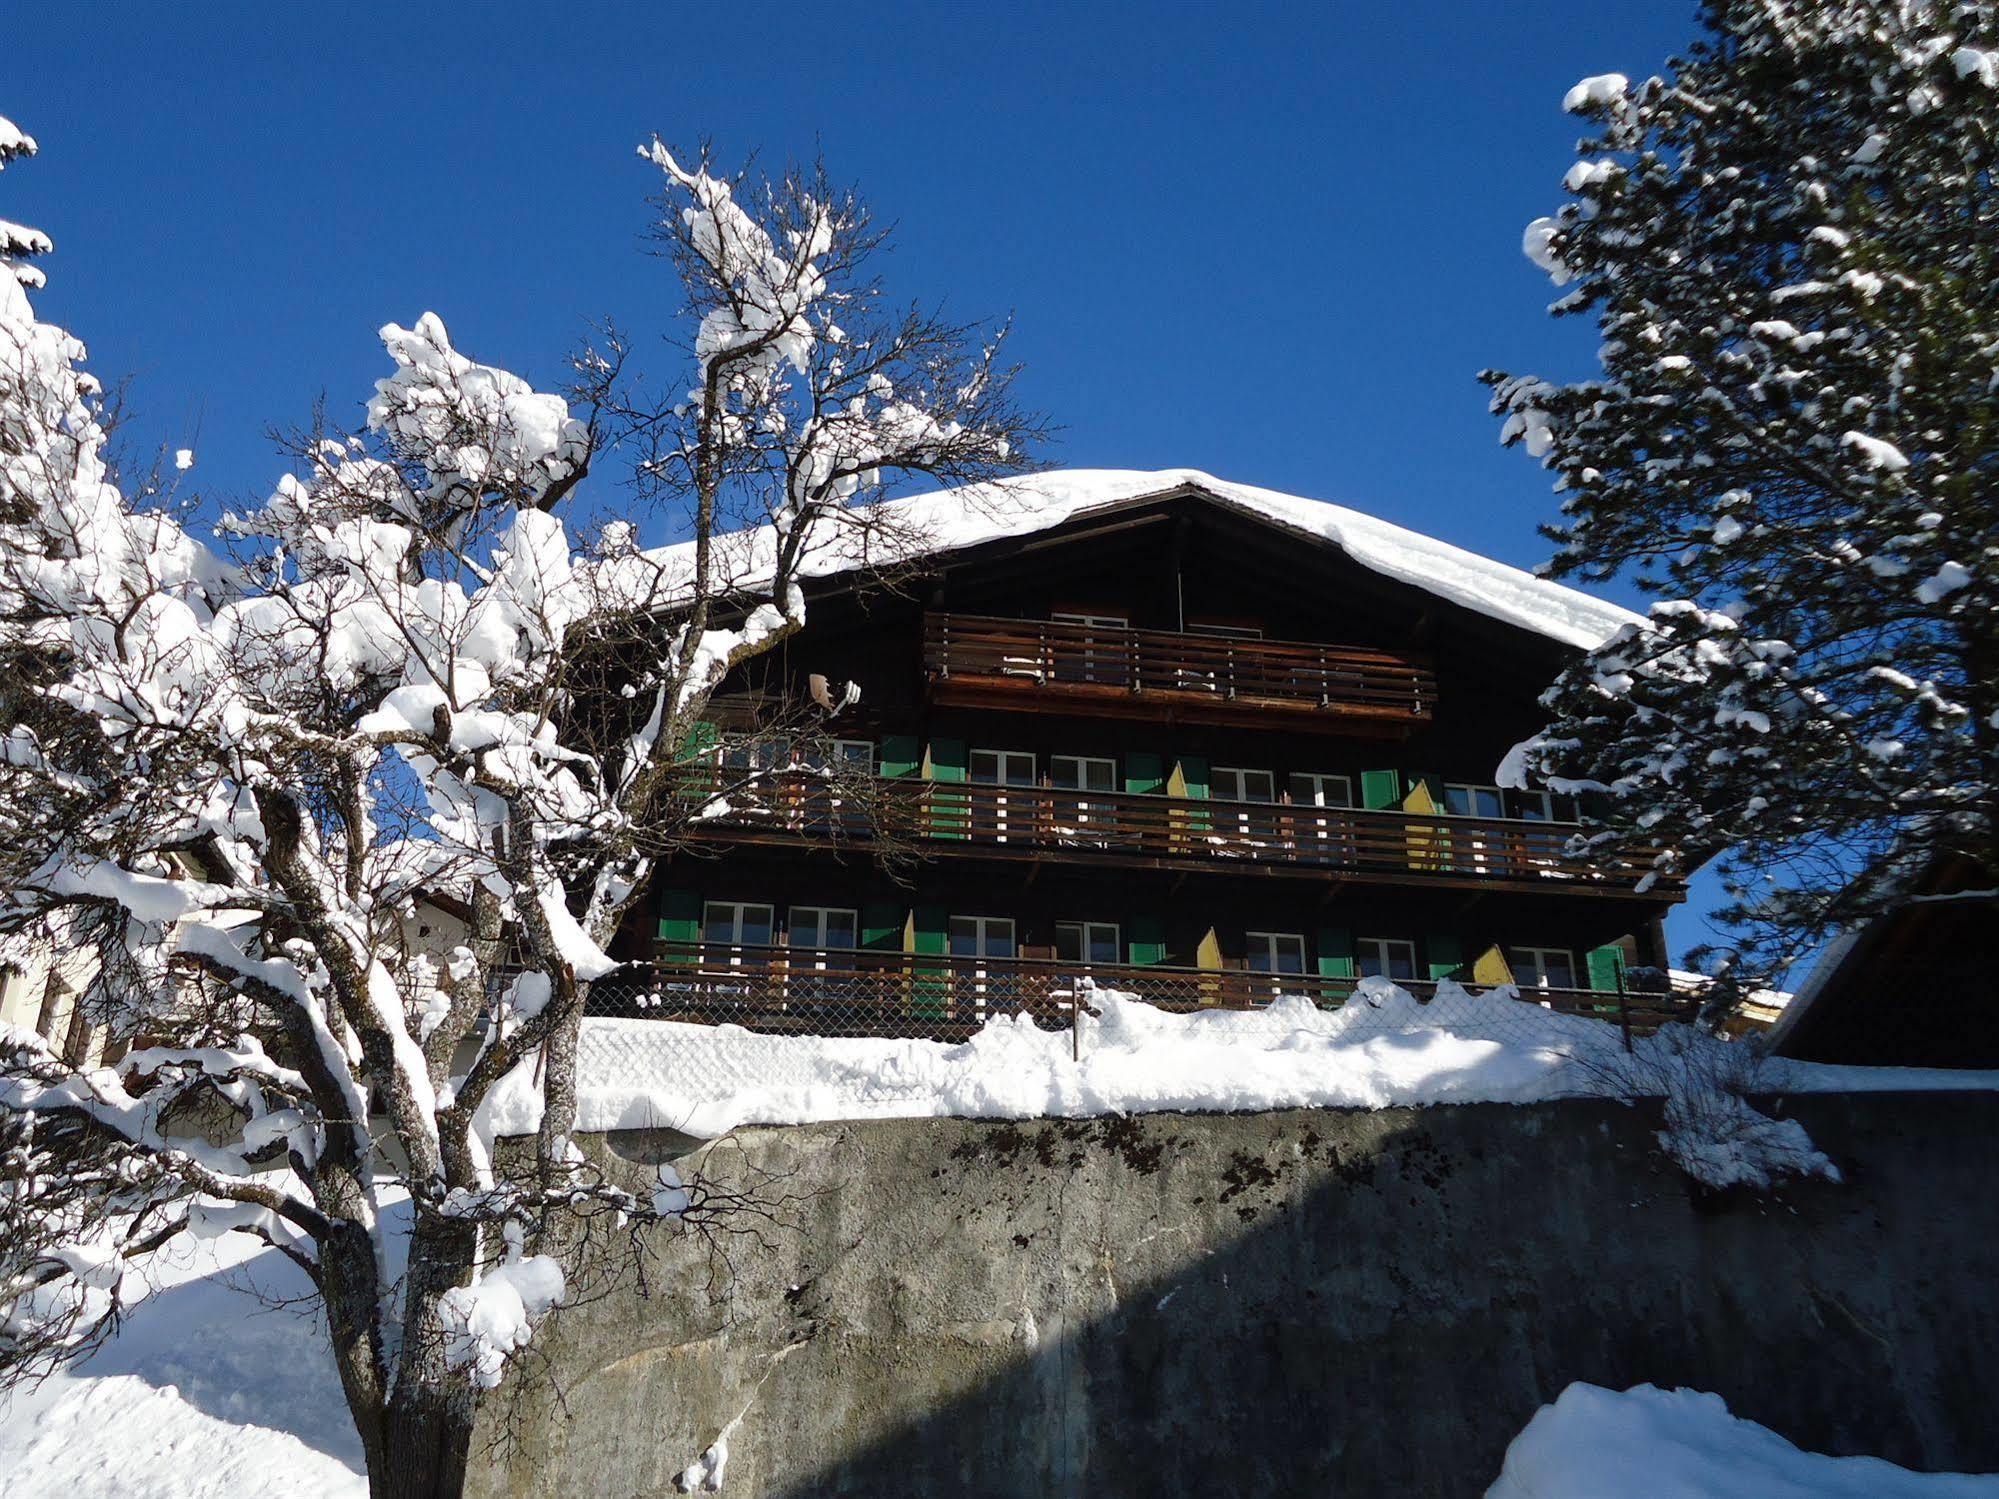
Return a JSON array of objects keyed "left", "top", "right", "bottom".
[{"left": 371, "top": 1387, "right": 474, "bottom": 1499}]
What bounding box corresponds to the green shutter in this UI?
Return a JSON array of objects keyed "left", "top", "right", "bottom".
[
  {"left": 880, "top": 735, "right": 920, "bottom": 778},
  {"left": 673, "top": 720, "right": 720, "bottom": 795},
  {"left": 1127, "top": 915, "right": 1167, "bottom": 966},
  {"left": 1586, "top": 944, "right": 1627, "bottom": 994},
  {"left": 1360, "top": 769, "right": 1402, "bottom": 810},
  {"left": 861, "top": 903, "right": 904, "bottom": 952},
  {"left": 925, "top": 738, "right": 969, "bottom": 840},
  {"left": 1316, "top": 927, "right": 1356, "bottom": 979},
  {"left": 1124, "top": 752, "right": 1164, "bottom": 796},
  {"left": 910, "top": 904, "right": 950, "bottom": 1018},
  {"left": 656, "top": 887, "right": 701, "bottom": 959},
  {"left": 1426, "top": 934, "right": 1464, "bottom": 980}
]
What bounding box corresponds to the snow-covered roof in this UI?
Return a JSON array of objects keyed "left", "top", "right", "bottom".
[{"left": 645, "top": 468, "right": 1640, "bottom": 652}]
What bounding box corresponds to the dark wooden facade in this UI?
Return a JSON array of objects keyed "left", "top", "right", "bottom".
[{"left": 611, "top": 486, "right": 1686, "bottom": 1032}]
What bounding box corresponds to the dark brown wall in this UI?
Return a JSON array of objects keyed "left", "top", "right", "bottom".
[{"left": 635, "top": 496, "right": 1672, "bottom": 976}]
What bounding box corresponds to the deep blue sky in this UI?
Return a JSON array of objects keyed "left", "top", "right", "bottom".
[{"left": 4, "top": 1, "right": 1731, "bottom": 958}]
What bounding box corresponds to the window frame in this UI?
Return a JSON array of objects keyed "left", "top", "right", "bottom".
[
  {"left": 1508, "top": 788, "right": 1555, "bottom": 822},
  {"left": 788, "top": 905, "right": 859, "bottom": 952},
  {"left": 970, "top": 748, "right": 1037, "bottom": 787},
  {"left": 1055, "top": 919, "right": 1122, "bottom": 967},
  {"left": 702, "top": 900, "right": 775, "bottom": 951},
  {"left": 1212, "top": 766, "right": 1277, "bottom": 804},
  {"left": 1443, "top": 782, "right": 1506, "bottom": 819},
  {"left": 1244, "top": 930, "right": 1308, "bottom": 975},
  {"left": 1356, "top": 936, "right": 1419, "bottom": 982},
  {"left": 1288, "top": 772, "right": 1354, "bottom": 809},
  {"left": 1050, "top": 754, "right": 1117, "bottom": 793},
  {"left": 1509, "top": 945, "right": 1579, "bottom": 991},
  {"left": 949, "top": 914, "right": 1018, "bottom": 959}
]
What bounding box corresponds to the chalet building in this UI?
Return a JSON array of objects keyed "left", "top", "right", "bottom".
[{"left": 604, "top": 471, "right": 1688, "bottom": 1035}]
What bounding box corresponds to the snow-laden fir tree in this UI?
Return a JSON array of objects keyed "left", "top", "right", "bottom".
[
  {"left": 0, "top": 123, "right": 1035, "bottom": 1497},
  {"left": 1487, "top": 0, "right": 1999, "bottom": 981}
]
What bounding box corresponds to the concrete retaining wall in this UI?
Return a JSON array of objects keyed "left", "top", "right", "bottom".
[{"left": 470, "top": 1093, "right": 1999, "bottom": 1498}]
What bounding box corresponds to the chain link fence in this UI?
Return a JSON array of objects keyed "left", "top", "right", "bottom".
[{"left": 571, "top": 955, "right": 1703, "bottom": 1119}]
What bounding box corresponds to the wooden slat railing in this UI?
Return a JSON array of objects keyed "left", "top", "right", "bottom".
[
  {"left": 923, "top": 612, "right": 1436, "bottom": 721},
  {"left": 589, "top": 944, "right": 1696, "bottom": 1040},
  {"left": 679, "top": 770, "right": 1679, "bottom": 892}
]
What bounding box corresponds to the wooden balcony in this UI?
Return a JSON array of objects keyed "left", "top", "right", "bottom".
[
  {"left": 922, "top": 612, "right": 1436, "bottom": 734},
  {"left": 678, "top": 771, "right": 1681, "bottom": 899},
  {"left": 591, "top": 944, "right": 1695, "bottom": 1041}
]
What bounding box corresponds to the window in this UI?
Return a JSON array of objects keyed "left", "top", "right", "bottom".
[
  {"left": 1356, "top": 937, "right": 1418, "bottom": 982},
  {"left": 1288, "top": 773, "right": 1353, "bottom": 808},
  {"left": 951, "top": 915, "right": 1018, "bottom": 1011},
  {"left": 703, "top": 901, "right": 774, "bottom": 950},
  {"left": 1509, "top": 789, "right": 1554, "bottom": 821},
  {"left": 1050, "top": 612, "right": 1132, "bottom": 685},
  {"left": 1510, "top": 946, "right": 1578, "bottom": 991},
  {"left": 1444, "top": 783, "right": 1505, "bottom": 818},
  {"left": 1051, "top": 755, "right": 1116, "bottom": 792},
  {"left": 1051, "top": 754, "right": 1119, "bottom": 845},
  {"left": 950, "top": 915, "right": 1017, "bottom": 958},
  {"left": 1213, "top": 767, "right": 1276, "bottom": 803},
  {"left": 970, "top": 749, "right": 1036, "bottom": 786},
  {"left": 796, "top": 740, "right": 874, "bottom": 830},
  {"left": 797, "top": 738, "right": 873, "bottom": 772},
  {"left": 1056, "top": 920, "right": 1121, "bottom": 966},
  {"left": 1245, "top": 931, "right": 1307, "bottom": 974},
  {"left": 1186, "top": 621, "right": 1264, "bottom": 641},
  {"left": 789, "top": 906, "right": 858, "bottom": 952},
  {"left": 719, "top": 734, "right": 786, "bottom": 774}
]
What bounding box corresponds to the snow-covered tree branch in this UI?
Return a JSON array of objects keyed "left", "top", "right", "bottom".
[
  {"left": 1485, "top": 2, "right": 1999, "bottom": 980},
  {"left": 0, "top": 119, "right": 1037, "bottom": 1498}
]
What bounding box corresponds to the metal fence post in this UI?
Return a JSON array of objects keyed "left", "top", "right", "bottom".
[{"left": 1616, "top": 967, "right": 1633, "bottom": 1054}]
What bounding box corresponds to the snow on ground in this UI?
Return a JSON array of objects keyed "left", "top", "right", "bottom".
[
  {"left": 1488, "top": 1383, "right": 1999, "bottom": 1498},
  {"left": 0, "top": 1230, "right": 364, "bottom": 1499},
  {"left": 480, "top": 979, "right": 1999, "bottom": 1143}
]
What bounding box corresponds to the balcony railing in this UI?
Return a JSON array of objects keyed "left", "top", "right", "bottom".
[
  {"left": 591, "top": 944, "right": 1695, "bottom": 1041},
  {"left": 679, "top": 770, "right": 1679, "bottom": 894},
  {"left": 923, "top": 613, "right": 1436, "bottom": 730}
]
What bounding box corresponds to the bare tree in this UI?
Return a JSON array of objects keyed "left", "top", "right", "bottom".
[{"left": 0, "top": 121, "right": 1037, "bottom": 1498}]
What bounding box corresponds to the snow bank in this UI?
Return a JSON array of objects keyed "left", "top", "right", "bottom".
[
  {"left": 1488, "top": 1383, "right": 1999, "bottom": 1497},
  {"left": 0, "top": 1231, "right": 364, "bottom": 1499},
  {"left": 482, "top": 980, "right": 1996, "bottom": 1143},
  {"left": 627, "top": 468, "right": 1642, "bottom": 653}
]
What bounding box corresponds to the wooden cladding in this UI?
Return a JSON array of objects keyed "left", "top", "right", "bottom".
[
  {"left": 596, "top": 943, "right": 1695, "bottom": 1041},
  {"left": 676, "top": 770, "right": 1680, "bottom": 895},
  {"left": 922, "top": 613, "right": 1437, "bottom": 732}
]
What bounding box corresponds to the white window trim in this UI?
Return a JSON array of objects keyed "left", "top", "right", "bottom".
[
  {"left": 1055, "top": 919, "right": 1121, "bottom": 966},
  {"left": 703, "top": 900, "right": 775, "bottom": 951},
  {"left": 1509, "top": 946, "right": 1578, "bottom": 990},
  {"left": 1514, "top": 789, "right": 1554, "bottom": 818},
  {"left": 1289, "top": 772, "right": 1353, "bottom": 808},
  {"left": 1213, "top": 766, "right": 1277, "bottom": 803},
  {"left": 971, "top": 748, "right": 1037, "bottom": 785},
  {"left": 1051, "top": 753, "right": 1117, "bottom": 791},
  {"left": 1357, "top": 936, "right": 1419, "bottom": 981},
  {"left": 1444, "top": 781, "right": 1507, "bottom": 816},
  {"left": 1245, "top": 930, "right": 1308, "bottom": 974},
  {"left": 1051, "top": 611, "right": 1130, "bottom": 629},
  {"left": 789, "top": 905, "right": 859, "bottom": 950}
]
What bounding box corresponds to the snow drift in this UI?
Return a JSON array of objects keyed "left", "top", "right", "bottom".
[{"left": 1488, "top": 1383, "right": 1999, "bottom": 1498}]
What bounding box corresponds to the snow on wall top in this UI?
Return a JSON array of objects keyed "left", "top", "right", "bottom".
[{"left": 636, "top": 468, "right": 1641, "bottom": 652}]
